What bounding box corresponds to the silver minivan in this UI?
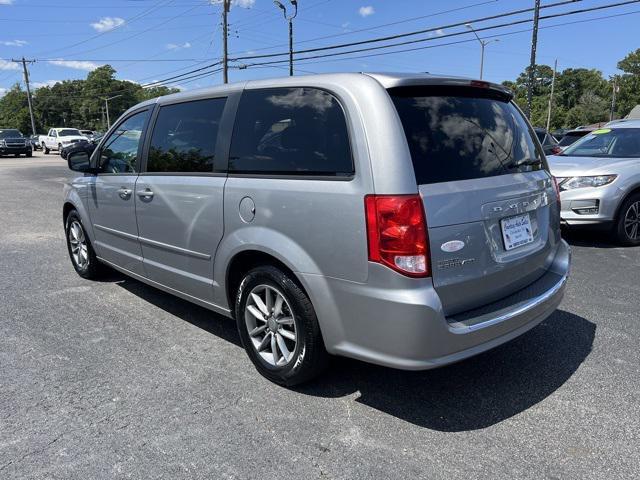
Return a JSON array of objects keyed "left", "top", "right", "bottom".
[{"left": 63, "top": 73, "right": 570, "bottom": 385}]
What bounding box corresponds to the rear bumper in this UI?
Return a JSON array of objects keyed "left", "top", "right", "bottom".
[{"left": 303, "top": 239, "right": 570, "bottom": 370}]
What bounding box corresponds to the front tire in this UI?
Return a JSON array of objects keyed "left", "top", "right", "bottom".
[
  {"left": 615, "top": 193, "right": 640, "bottom": 246},
  {"left": 65, "top": 210, "right": 103, "bottom": 279},
  {"left": 235, "top": 265, "right": 328, "bottom": 386},
  {"left": 43, "top": 143, "right": 49, "bottom": 154}
]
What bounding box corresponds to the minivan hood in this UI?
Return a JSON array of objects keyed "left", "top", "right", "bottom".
[{"left": 547, "top": 155, "right": 636, "bottom": 177}]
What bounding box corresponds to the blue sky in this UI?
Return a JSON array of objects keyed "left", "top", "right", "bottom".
[{"left": 0, "top": 0, "right": 638, "bottom": 95}]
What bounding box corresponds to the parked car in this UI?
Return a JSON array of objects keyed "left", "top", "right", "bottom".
[
  {"left": 79, "top": 129, "right": 99, "bottom": 141},
  {"left": 63, "top": 73, "right": 570, "bottom": 385},
  {"left": 29, "top": 135, "right": 42, "bottom": 150},
  {"left": 60, "top": 135, "right": 101, "bottom": 160},
  {"left": 0, "top": 128, "right": 32, "bottom": 157},
  {"left": 548, "top": 121, "right": 640, "bottom": 245},
  {"left": 534, "top": 127, "right": 562, "bottom": 156},
  {"left": 39, "top": 128, "right": 87, "bottom": 154},
  {"left": 557, "top": 128, "right": 593, "bottom": 150}
]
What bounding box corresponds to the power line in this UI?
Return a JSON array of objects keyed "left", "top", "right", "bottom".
[
  {"left": 240, "top": 8, "right": 640, "bottom": 72},
  {"left": 230, "top": 0, "right": 583, "bottom": 62},
  {"left": 231, "top": 0, "right": 640, "bottom": 67},
  {"left": 231, "top": 0, "right": 500, "bottom": 55}
]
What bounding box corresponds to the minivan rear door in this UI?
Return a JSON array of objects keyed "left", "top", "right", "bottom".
[{"left": 389, "top": 85, "right": 557, "bottom": 316}]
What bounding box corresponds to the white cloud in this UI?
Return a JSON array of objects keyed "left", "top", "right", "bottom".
[
  {"left": 33, "top": 80, "right": 61, "bottom": 89},
  {"left": 0, "top": 88, "right": 7, "bottom": 98},
  {"left": 166, "top": 42, "right": 192, "bottom": 50},
  {"left": 341, "top": 22, "right": 350, "bottom": 29},
  {"left": 0, "top": 39, "right": 27, "bottom": 47},
  {"left": 0, "top": 59, "right": 20, "bottom": 70},
  {"left": 48, "top": 59, "right": 101, "bottom": 71},
  {"left": 0, "top": 0, "right": 14, "bottom": 5},
  {"left": 436, "top": 29, "right": 445, "bottom": 36},
  {"left": 90, "top": 17, "right": 125, "bottom": 33},
  {"left": 358, "top": 6, "right": 374, "bottom": 17}
]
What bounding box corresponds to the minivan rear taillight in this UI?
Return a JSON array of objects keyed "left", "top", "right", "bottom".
[{"left": 365, "top": 194, "right": 430, "bottom": 278}]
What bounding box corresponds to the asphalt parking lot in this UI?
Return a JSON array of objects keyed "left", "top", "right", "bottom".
[{"left": 1, "top": 152, "right": 639, "bottom": 479}]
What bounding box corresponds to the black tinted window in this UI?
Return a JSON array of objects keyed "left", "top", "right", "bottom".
[
  {"left": 147, "top": 98, "right": 226, "bottom": 173},
  {"left": 390, "top": 87, "right": 544, "bottom": 185},
  {"left": 229, "top": 88, "right": 353, "bottom": 176},
  {"left": 99, "top": 110, "right": 148, "bottom": 174},
  {"left": 558, "top": 132, "right": 587, "bottom": 146}
]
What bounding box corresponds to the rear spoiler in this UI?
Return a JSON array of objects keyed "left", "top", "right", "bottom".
[{"left": 366, "top": 73, "right": 513, "bottom": 101}]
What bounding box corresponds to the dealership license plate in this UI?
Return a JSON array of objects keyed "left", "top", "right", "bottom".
[{"left": 501, "top": 213, "right": 534, "bottom": 251}]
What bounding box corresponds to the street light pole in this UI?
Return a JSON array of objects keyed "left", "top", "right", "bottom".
[
  {"left": 102, "top": 95, "right": 122, "bottom": 130},
  {"left": 465, "top": 24, "right": 499, "bottom": 80},
  {"left": 274, "top": 0, "right": 298, "bottom": 76}
]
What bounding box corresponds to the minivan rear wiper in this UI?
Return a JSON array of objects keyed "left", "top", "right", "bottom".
[{"left": 509, "top": 158, "right": 542, "bottom": 169}]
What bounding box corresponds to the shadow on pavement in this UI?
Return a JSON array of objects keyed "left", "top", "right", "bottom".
[
  {"left": 112, "top": 274, "right": 594, "bottom": 432},
  {"left": 561, "top": 226, "right": 620, "bottom": 249},
  {"left": 295, "top": 310, "right": 595, "bottom": 432},
  {"left": 114, "top": 274, "right": 242, "bottom": 348}
]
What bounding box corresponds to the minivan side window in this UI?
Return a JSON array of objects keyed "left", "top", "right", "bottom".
[
  {"left": 228, "top": 87, "right": 353, "bottom": 176},
  {"left": 147, "top": 97, "right": 226, "bottom": 173},
  {"left": 98, "top": 110, "right": 148, "bottom": 174}
]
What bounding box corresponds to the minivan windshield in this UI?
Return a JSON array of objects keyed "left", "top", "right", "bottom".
[
  {"left": 0, "top": 129, "right": 23, "bottom": 138},
  {"left": 389, "top": 86, "right": 544, "bottom": 185},
  {"left": 560, "top": 128, "right": 640, "bottom": 158}
]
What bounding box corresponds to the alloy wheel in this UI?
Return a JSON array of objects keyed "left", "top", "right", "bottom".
[
  {"left": 68, "top": 220, "right": 89, "bottom": 269},
  {"left": 244, "top": 284, "right": 297, "bottom": 367},
  {"left": 624, "top": 201, "right": 640, "bottom": 241}
]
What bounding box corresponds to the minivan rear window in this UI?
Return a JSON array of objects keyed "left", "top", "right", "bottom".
[{"left": 389, "top": 87, "right": 544, "bottom": 185}]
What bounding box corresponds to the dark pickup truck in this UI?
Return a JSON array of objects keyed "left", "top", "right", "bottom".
[{"left": 0, "top": 129, "right": 33, "bottom": 157}]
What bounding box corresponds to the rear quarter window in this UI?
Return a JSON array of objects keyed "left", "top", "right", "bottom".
[
  {"left": 228, "top": 87, "right": 353, "bottom": 177},
  {"left": 389, "top": 86, "right": 544, "bottom": 185}
]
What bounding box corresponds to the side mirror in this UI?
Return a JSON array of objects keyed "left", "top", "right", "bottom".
[{"left": 67, "top": 151, "right": 94, "bottom": 173}]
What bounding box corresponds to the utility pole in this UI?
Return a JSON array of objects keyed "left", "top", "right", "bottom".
[
  {"left": 102, "top": 94, "right": 122, "bottom": 130},
  {"left": 274, "top": 0, "right": 298, "bottom": 76},
  {"left": 546, "top": 59, "right": 557, "bottom": 132},
  {"left": 12, "top": 57, "right": 37, "bottom": 136},
  {"left": 526, "top": 0, "right": 541, "bottom": 119},
  {"left": 610, "top": 76, "right": 618, "bottom": 122},
  {"left": 222, "top": 0, "right": 230, "bottom": 83}
]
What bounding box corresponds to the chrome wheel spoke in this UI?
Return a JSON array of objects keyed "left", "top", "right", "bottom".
[
  {"left": 257, "top": 332, "right": 271, "bottom": 352},
  {"left": 270, "top": 333, "right": 279, "bottom": 364},
  {"left": 275, "top": 333, "right": 291, "bottom": 361},
  {"left": 249, "top": 325, "right": 267, "bottom": 337},
  {"left": 278, "top": 328, "right": 296, "bottom": 342},
  {"left": 247, "top": 304, "right": 266, "bottom": 322},
  {"left": 273, "top": 294, "right": 284, "bottom": 317},
  {"left": 277, "top": 316, "right": 294, "bottom": 326},
  {"left": 264, "top": 288, "right": 273, "bottom": 313},
  {"left": 251, "top": 292, "right": 269, "bottom": 316}
]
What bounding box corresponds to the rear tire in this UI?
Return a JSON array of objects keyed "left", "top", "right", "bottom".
[
  {"left": 615, "top": 193, "right": 640, "bottom": 246},
  {"left": 235, "top": 265, "right": 329, "bottom": 386},
  {"left": 65, "top": 210, "right": 104, "bottom": 279}
]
